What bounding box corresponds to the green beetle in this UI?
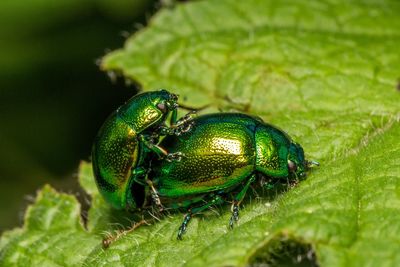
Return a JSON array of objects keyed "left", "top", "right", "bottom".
[
  {"left": 149, "top": 113, "right": 318, "bottom": 239},
  {"left": 92, "top": 90, "right": 194, "bottom": 211}
]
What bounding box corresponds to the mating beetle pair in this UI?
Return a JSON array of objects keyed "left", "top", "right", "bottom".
[{"left": 92, "top": 90, "right": 317, "bottom": 241}]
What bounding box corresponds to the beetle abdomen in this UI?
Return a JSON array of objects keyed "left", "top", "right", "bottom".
[
  {"left": 92, "top": 113, "right": 139, "bottom": 209},
  {"left": 152, "top": 114, "right": 257, "bottom": 198}
]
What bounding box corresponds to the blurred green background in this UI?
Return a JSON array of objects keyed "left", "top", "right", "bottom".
[{"left": 0, "top": 0, "right": 165, "bottom": 231}]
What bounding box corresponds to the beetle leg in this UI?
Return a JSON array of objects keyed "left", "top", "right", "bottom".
[
  {"left": 158, "top": 125, "right": 172, "bottom": 136},
  {"left": 229, "top": 204, "right": 239, "bottom": 229},
  {"left": 158, "top": 111, "right": 196, "bottom": 136},
  {"left": 170, "top": 111, "right": 196, "bottom": 136},
  {"left": 229, "top": 174, "right": 256, "bottom": 229},
  {"left": 145, "top": 179, "right": 164, "bottom": 212},
  {"left": 131, "top": 166, "right": 164, "bottom": 211},
  {"left": 139, "top": 135, "right": 168, "bottom": 157},
  {"left": 131, "top": 167, "right": 147, "bottom": 186},
  {"left": 169, "top": 108, "right": 178, "bottom": 126},
  {"left": 173, "top": 110, "right": 196, "bottom": 125},
  {"left": 178, "top": 195, "right": 224, "bottom": 240},
  {"left": 140, "top": 135, "right": 184, "bottom": 162},
  {"left": 177, "top": 214, "right": 191, "bottom": 240}
]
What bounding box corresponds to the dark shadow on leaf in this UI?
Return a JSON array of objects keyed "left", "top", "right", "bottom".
[{"left": 248, "top": 235, "right": 319, "bottom": 267}]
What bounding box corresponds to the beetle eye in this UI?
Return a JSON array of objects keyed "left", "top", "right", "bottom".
[
  {"left": 170, "top": 93, "right": 178, "bottom": 101},
  {"left": 157, "top": 103, "right": 167, "bottom": 113},
  {"left": 288, "top": 160, "right": 297, "bottom": 172}
]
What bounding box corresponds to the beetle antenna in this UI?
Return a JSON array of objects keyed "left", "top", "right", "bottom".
[
  {"left": 177, "top": 103, "right": 210, "bottom": 112},
  {"left": 306, "top": 160, "right": 320, "bottom": 168}
]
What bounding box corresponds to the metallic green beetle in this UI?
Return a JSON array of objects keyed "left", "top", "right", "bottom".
[
  {"left": 149, "top": 113, "right": 318, "bottom": 239},
  {"left": 92, "top": 90, "right": 193, "bottom": 210}
]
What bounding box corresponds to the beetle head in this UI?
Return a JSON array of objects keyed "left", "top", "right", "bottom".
[
  {"left": 287, "top": 142, "right": 307, "bottom": 179},
  {"left": 152, "top": 89, "right": 179, "bottom": 114}
]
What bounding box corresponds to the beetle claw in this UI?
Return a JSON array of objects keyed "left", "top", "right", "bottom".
[
  {"left": 229, "top": 204, "right": 239, "bottom": 229},
  {"left": 150, "top": 191, "right": 164, "bottom": 211},
  {"left": 177, "top": 214, "right": 191, "bottom": 240}
]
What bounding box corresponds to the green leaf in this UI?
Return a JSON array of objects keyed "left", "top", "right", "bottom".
[
  {"left": 2, "top": 0, "right": 400, "bottom": 266},
  {"left": 0, "top": 185, "right": 100, "bottom": 266}
]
